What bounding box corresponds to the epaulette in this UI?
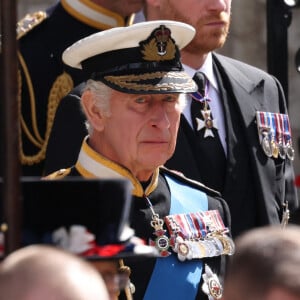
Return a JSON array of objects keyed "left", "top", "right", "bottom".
[
  {"left": 17, "top": 11, "right": 48, "bottom": 40},
  {"left": 43, "top": 168, "right": 71, "bottom": 180},
  {"left": 160, "top": 166, "right": 221, "bottom": 197}
]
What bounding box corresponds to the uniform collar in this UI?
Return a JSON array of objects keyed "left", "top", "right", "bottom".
[
  {"left": 75, "top": 137, "right": 159, "bottom": 197},
  {"left": 61, "top": 0, "right": 133, "bottom": 30}
]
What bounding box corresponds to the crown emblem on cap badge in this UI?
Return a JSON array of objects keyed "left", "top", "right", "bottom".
[{"left": 141, "top": 25, "right": 176, "bottom": 61}]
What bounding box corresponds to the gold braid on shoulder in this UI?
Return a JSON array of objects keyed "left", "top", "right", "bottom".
[{"left": 18, "top": 51, "right": 74, "bottom": 165}]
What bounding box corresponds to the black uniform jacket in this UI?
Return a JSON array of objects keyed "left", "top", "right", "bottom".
[
  {"left": 3, "top": 2, "right": 131, "bottom": 176},
  {"left": 49, "top": 165, "right": 231, "bottom": 300}
]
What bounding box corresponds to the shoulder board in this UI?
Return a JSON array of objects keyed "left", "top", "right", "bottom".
[
  {"left": 43, "top": 168, "right": 71, "bottom": 180},
  {"left": 17, "top": 11, "right": 48, "bottom": 40},
  {"left": 160, "top": 166, "right": 221, "bottom": 197}
]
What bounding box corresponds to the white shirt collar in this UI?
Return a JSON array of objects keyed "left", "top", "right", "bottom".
[{"left": 183, "top": 52, "right": 218, "bottom": 91}]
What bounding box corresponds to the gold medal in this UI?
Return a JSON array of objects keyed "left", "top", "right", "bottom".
[
  {"left": 271, "top": 139, "right": 279, "bottom": 158},
  {"left": 215, "top": 233, "right": 235, "bottom": 256}
]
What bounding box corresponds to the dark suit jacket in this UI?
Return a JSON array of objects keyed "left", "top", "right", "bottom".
[{"left": 166, "top": 53, "right": 299, "bottom": 237}]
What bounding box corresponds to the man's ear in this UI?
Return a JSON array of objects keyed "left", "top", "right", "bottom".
[{"left": 81, "top": 90, "right": 106, "bottom": 131}]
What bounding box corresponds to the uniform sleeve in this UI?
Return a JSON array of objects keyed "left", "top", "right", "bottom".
[{"left": 44, "top": 86, "right": 87, "bottom": 175}]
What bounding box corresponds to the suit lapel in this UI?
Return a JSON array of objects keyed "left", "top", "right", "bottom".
[
  {"left": 213, "top": 54, "right": 277, "bottom": 214},
  {"left": 213, "top": 54, "right": 265, "bottom": 129}
]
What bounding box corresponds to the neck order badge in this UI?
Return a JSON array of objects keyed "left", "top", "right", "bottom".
[{"left": 191, "top": 72, "right": 218, "bottom": 138}]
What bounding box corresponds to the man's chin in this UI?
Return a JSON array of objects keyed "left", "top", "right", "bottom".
[{"left": 140, "top": 155, "right": 171, "bottom": 170}]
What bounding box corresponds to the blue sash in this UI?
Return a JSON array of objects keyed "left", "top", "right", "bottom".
[{"left": 143, "top": 174, "right": 208, "bottom": 300}]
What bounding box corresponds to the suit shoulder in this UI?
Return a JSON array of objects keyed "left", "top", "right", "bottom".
[
  {"left": 160, "top": 166, "right": 221, "bottom": 197},
  {"left": 214, "top": 53, "right": 272, "bottom": 79},
  {"left": 43, "top": 168, "right": 71, "bottom": 179},
  {"left": 17, "top": 11, "right": 48, "bottom": 40}
]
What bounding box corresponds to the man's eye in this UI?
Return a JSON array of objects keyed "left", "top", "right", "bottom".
[
  {"left": 135, "top": 97, "right": 147, "bottom": 103},
  {"left": 164, "top": 95, "right": 177, "bottom": 102}
]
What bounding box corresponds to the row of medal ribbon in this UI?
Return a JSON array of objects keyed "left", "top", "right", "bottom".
[
  {"left": 256, "top": 111, "right": 295, "bottom": 160},
  {"left": 159, "top": 210, "right": 235, "bottom": 261}
]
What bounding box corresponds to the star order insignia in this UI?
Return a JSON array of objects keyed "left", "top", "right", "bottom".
[{"left": 196, "top": 109, "right": 218, "bottom": 138}]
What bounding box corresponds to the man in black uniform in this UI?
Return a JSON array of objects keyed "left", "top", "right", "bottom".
[
  {"left": 9, "top": 0, "right": 143, "bottom": 176},
  {"left": 46, "top": 20, "right": 232, "bottom": 299}
]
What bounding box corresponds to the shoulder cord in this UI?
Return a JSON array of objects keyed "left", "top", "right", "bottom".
[{"left": 17, "top": 51, "right": 74, "bottom": 165}]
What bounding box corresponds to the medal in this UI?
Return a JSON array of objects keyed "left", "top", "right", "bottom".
[
  {"left": 283, "top": 114, "right": 295, "bottom": 161},
  {"left": 256, "top": 111, "right": 294, "bottom": 160},
  {"left": 144, "top": 196, "right": 171, "bottom": 257},
  {"left": 191, "top": 75, "right": 218, "bottom": 139},
  {"left": 271, "top": 138, "right": 279, "bottom": 158},
  {"left": 261, "top": 130, "right": 272, "bottom": 157},
  {"left": 202, "top": 264, "right": 223, "bottom": 300},
  {"left": 276, "top": 114, "right": 286, "bottom": 159},
  {"left": 257, "top": 112, "right": 272, "bottom": 157},
  {"left": 216, "top": 232, "right": 235, "bottom": 256},
  {"left": 278, "top": 138, "right": 286, "bottom": 159},
  {"left": 148, "top": 214, "right": 171, "bottom": 257},
  {"left": 286, "top": 143, "right": 295, "bottom": 161},
  {"left": 196, "top": 108, "right": 218, "bottom": 138},
  {"left": 164, "top": 210, "right": 234, "bottom": 260},
  {"left": 269, "top": 113, "right": 279, "bottom": 158}
]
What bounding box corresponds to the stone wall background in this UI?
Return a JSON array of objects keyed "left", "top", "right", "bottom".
[{"left": 16, "top": 0, "right": 300, "bottom": 179}]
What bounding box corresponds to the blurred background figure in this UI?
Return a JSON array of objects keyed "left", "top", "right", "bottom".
[
  {"left": 0, "top": 245, "right": 110, "bottom": 300},
  {"left": 6, "top": 0, "right": 144, "bottom": 176},
  {"left": 223, "top": 225, "right": 300, "bottom": 300}
]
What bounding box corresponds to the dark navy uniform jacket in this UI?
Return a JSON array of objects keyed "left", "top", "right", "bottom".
[
  {"left": 47, "top": 163, "right": 231, "bottom": 300},
  {"left": 4, "top": 1, "right": 133, "bottom": 176}
]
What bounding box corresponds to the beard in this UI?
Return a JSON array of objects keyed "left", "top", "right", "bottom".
[{"left": 159, "top": 0, "right": 231, "bottom": 54}]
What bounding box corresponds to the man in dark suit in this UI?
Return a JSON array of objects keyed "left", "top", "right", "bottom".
[
  {"left": 45, "top": 21, "right": 233, "bottom": 299},
  {"left": 11, "top": 0, "right": 143, "bottom": 176},
  {"left": 45, "top": 0, "right": 298, "bottom": 238},
  {"left": 144, "top": 0, "right": 299, "bottom": 238}
]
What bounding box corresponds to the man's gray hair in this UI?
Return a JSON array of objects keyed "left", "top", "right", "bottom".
[{"left": 81, "top": 79, "right": 112, "bottom": 134}]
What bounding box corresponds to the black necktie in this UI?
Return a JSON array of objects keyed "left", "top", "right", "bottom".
[{"left": 190, "top": 71, "right": 226, "bottom": 192}]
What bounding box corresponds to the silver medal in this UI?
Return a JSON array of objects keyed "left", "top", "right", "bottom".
[{"left": 286, "top": 143, "right": 295, "bottom": 161}]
